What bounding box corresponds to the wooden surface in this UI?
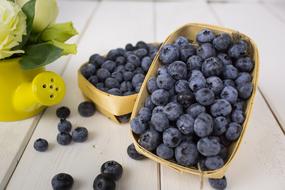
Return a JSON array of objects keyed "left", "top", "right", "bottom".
[{"left": 1, "top": 0, "right": 285, "bottom": 190}]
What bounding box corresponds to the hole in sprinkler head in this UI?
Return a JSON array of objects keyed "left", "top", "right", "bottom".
[
  {"left": 55, "top": 87, "right": 59, "bottom": 91},
  {"left": 51, "top": 78, "right": 54, "bottom": 82},
  {"left": 42, "top": 84, "right": 47, "bottom": 88},
  {"left": 50, "top": 85, "right": 53, "bottom": 89},
  {"left": 50, "top": 94, "right": 54, "bottom": 98}
]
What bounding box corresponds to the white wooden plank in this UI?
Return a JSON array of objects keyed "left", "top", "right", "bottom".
[
  {"left": 210, "top": 2, "right": 285, "bottom": 130},
  {"left": 0, "top": 2, "right": 96, "bottom": 190},
  {"left": 263, "top": 1, "right": 285, "bottom": 22},
  {"left": 160, "top": 92, "right": 285, "bottom": 190},
  {"left": 7, "top": 1, "right": 159, "bottom": 190}
]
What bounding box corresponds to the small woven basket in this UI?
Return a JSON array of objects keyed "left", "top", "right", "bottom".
[{"left": 130, "top": 23, "right": 259, "bottom": 178}]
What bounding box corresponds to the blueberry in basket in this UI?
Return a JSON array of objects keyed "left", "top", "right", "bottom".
[
  {"left": 130, "top": 28, "right": 255, "bottom": 176},
  {"left": 81, "top": 42, "right": 160, "bottom": 96}
]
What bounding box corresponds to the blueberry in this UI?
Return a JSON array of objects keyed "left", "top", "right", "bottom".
[
  {"left": 213, "top": 116, "right": 228, "bottom": 135},
  {"left": 123, "top": 71, "right": 134, "bottom": 81},
  {"left": 223, "top": 79, "right": 235, "bottom": 87},
  {"left": 159, "top": 44, "right": 179, "bottom": 65},
  {"left": 210, "top": 99, "right": 232, "bottom": 117},
  {"left": 120, "top": 81, "right": 133, "bottom": 92},
  {"left": 136, "top": 41, "right": 148, "bottom": 50},
  {"left": 135, "top": 83, "right": 142, "bottom": 93},
  {"left": 138, "top": 107, "right": 152, "bottom": 123},
  {"left": 97, "top": 68, "right": 111, "bottom": 81},
  {"left": 144, "top": 96, "right": 155, "bottom": 110},
  {"left": 134, "top": 67, "right": 145, "bottom": 75},
  {"left": 131, "top": 117, "right": 147, "bottom": 135},
  {"left": 114, "top": 65, "right": 125, "bottom": 73},
  {"left": 174, "top": 36, "right": 189, "bottom": 47},
  {"left": 220, "top": 86, "right": 238, "bottom": 104},
  {"left": 196, "top": 29, "right": 215, "bottom": 43},
  {"left": 138, "top": 129, "right": 161, "bottom": 151},
  {"left": 186, "top": 103, "right": 206, "bottom": 118},
  {"left": 34, "top": 138, "right": 48, "bottom": 152},
  {"left": 208, "top": 176, "right": 227, "bottom": 190},
  {"left": 235, "top": 57, "right": 254, "bottom": 72},
  {"left": 213, "top": 33, "right": 232, "bottom": 51},
  {"left": 111, "top": 72, "right": 123, "bottom": 83},
  {"left": 95, "top": 82, "right": 105, "bottom": 91},
  {"left": 233, "top": 100, "right": 245, "bottom": 111},
  {"left": 189, "top": 74, "right": 206, "bottom": 92},
  {"left": 151, "top": 112, "right": 169, "bottom": 132},
  {"left": 177, "top": 93, "right": 194, "bottom": 108},
  {"left": 231, "top": 109, "right": 245, "bottom": 124},
  {"left": 197, "top": 43, "right": 216, "bottom": 60},
  {"left": 167, "top": 61, "right": 188, "bottom": 80},
  {"left": 78, "top": 101, "right": 96, "bottom": 117},
  {"left": 237, "top": 82, "right": 253, "bottom": 99},
  {"left": 132, "top": 73, "right": 145, "bottom": 88},
  {"left": 105, "top": 77, "right": 120, "bottom": 89},
  {"left": 56, "top": 106, "right": 71, "bottom": 119},
  {"left": 175, "top": 141, "right": 199, "bottom": 166},
  {"left": 223, "top": 64, "right": 239, "bottom": 79},
  {"left": 101, "top": 160, "right": 123, "bottom": 181},
  {"left": 163, "top": 127, "right": 182, "bottom": 148},
  {"left": 217, "top": 53, "right": 232, "bottom": 65},
  {"left": 235, "top": 72, "right": 252, "bottom": 87},
  {"left": 93, "top": 174, "right": 115, "bottom": 190},
  {"left": 125, "top": 62, "right": 137, "bottom": 72},
  {"left": 115, "top": 56, "right": 126, "bottom": 65},
  {"left": 135, "top": 48, "right": 148, "bottom": 59},
  {"left": 175, "top": 80, "right": 190, "bottom": 94},
  {"left": 187, "top": 55, "right": 203, "bottom": 70},
  {"left": 58, "top": 119, "right": 72, "bottom": 133},
  {"left": 106, "top": 49, "right": 121, "bottom": 61},
  {"left": 197, "top": 137, "right": 221, "bottom": 156},
  {"left": 141, "top": 56, "right": 152, "bottom": 72},
  {"left": 152, "top": 106, "right": 164, "bottom": 114},
  {"left": 194, "top": 113, "right": 213, "bottom": 137},
  {"left": 89, "top": 54, "right": 105, "bottom": 67},
  {"left": 88, "top": 75, "right": 99, "bottom": 86},
  {"left": 206, "top": 76, "right": 224, "bottom": 95},
  {"left": 125, "top": 43, "right": 134, "bottom": 51},
  {"left": 116, "top": 114, "right": 131, "bottom": 123},
  {"left": 157, "top": 66, "right": 168, "bottom": 76},
  {"left": 148, "top": 45, "right": 159, "bottom": 59},
  {"left": 219, "top": 144, "right": 228, "bottom": 161},
  {"left": 72, "top": 127, "right": 88, "bottom": 142},
  {"left": 81, "top": 63, "right": 96, "bottom": 79},
  {"left": 177, "top": 114, "right": 195, "bottom": 135},
  {"left": 156, "top": 73, "right": 175, "bottom": 90},
  {"left": 57, "top": 132, "right": 72, "bottom": 145},
  {"left": 127, "top": 54, "right": 140, "bottom": 67},
  {"left": 205, "top": 156, "right": 224, "bottom": 170},
  {"left": 127, "top": 143, "right": 146, "bottom": 160},
  {"left": 101, "top": 60, "right": 116, "bottom": 72},
  {"left": 228, "top": 40, "right": 248, "bottom": 59},
  {"left": 151, "top": 89, "right": 170, "bottom": 106},
  {"left": 163, "top": 102, "right": 183, "bottom": 121},
  {"left": 202, "top": 57, "right": 223, "bottom": 77},
  {"left": 147, "top": 77, "right": 158, "bottom": 93},
  {"left": 225, "top": 122, "right": 242, "bottom": 141},
  {"left": 195, "top": 88, "right": 215, "bottom": 106},
  {"left": 179, "top": 44, "right": 196, "bottom": 62},
  {"left": 51, "top": 173, "right": 74, "bottom": 190},
  {"left": 156, "top": 144, "right": 174, "bottom": 160}
]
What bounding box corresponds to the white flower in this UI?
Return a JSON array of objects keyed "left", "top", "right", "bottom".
[{"left": 0, "top": 0, "right": 27, "bottom": 60}]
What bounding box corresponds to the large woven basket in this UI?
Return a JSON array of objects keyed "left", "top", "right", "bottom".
[{"left": 130, "top": 23, "right": 259, "bottom": 178}]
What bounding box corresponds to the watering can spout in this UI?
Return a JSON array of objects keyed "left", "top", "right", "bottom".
[{"left": 13, "top": 71, "right": 66, "bottom": 113}]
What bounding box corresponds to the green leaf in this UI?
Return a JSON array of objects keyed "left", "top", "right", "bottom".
[{"left": 20, "top": 43, "right": 63, "bottom": 70}]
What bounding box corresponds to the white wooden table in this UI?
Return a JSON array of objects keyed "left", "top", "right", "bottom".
[{"left": 1, "top": 0, "right": 285, "bottom": 189}]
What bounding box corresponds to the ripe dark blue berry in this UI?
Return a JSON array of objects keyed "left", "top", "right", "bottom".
[
  {"left": 34, "top": 138, "right": 48, "bottom": 152},
  {"left": 210, "top": 99, "right": 232, "bottom": 117},
  {"left": 167, "top": 61, "right": 188, "bottom": 80},
  {"left": 138, "top": 129, "right": 160, "bottom": 151},
  {"left": 179, "top": 44, "right": 196, "bottom": 62},
  {"left": 151, "top": 112, "right": 169, "bottom": 132},
  {"left": 105, "top": 77, "right": 120, "bottom": 89},
  {"left": 217, "top": 53, "right": 232, "bottom": 65},
  {"left": 156, "top": 73, "right": 175, "bottom": 90},
  {"left": 93, "top": 174, "right": 115, "bottom": 190},
  {"left": 101, "top": 160, "right": 123, "bottom": 181},
  {"left": 156, "top": 144, "right": 174, "bottom": 160},
  {"left": 56, "top": 106, "right": 71, "bottom": 119},
  {"left": 141, "top": 56, "right": 152, "bottom": 72},
  {"left": 175, "top": 141, "right": 199, "bottom": 166},
  {"left": 81, "top": 63, "right": 96, "bottom": 79},
  {"left": 89, "top": 54, "right": 105, "bottom": 67},
  {"left": 225, "top": 122, "right": 242, "bottom": 141},
  {"left": 187, "top": 55, "right": 203, "bottom": 70},
  {"left": 197, "top": 137, "right": 221, "bottom": 157},
  {"left": 223, "top": 64, "right": 239, "bottom": 79},
  {"left": 231, "top": 109, "right": 245, "bottom": 124},
  {"left": 194, "top": 113, "right": 213, "bottom": 137},
  {"left": 196, "top": 29, "right": 215, "bottom": 43},
  {"left": 195, "top": 88, "right": 215, "bottom": 106},
  {"left": 209, "top": 176, "right": 227, "bottom": 190},
  {"left": 57, "top": 132, "right": 72, "bottom": 145},
  {"left": 220, "top": 86, "right": 238, "bottom": 104},
  {"left": 213, "top": 116, "right": 228, "bottom": 135},
  {"left": 51, "top": 173, "right": 74, "bottom": 190},
  {"left": 151, "top": 89, "right": 170, "bottom": 106},
  {"left": 228, "top": 40, "right": 248, "bottom": 59},
  {"left": 213, "top": 33, "right": 232, "bottom": 51},
  {"left": 159, "top": 44, "right": 179, "bottom": 65},
  {"left": 89, "top": 75, "right": 99, "bottom": 86},
  {"left": 206, "top": 76, "right": 224, "bottom": 95},
  {"left": 176, "top": 114, "right": 194, "bottom": 135},
  {"left": 205, "top": 156, "right": 224, "bottom": 170},
  {"left": 163, "top": 127, "right": 182, "bottom": 148},
  {"left": 235, "top": 57, "right": 254, "bottom": 72},
  {"left": 72, "top": 127, "right": 88, "bottom": 142},
  {"left": 131, "top": 117, "right": 147, "bottom": 135},
  {"left": 235, "top": 72, "right": 252, "bottom": 87},
  {"left": 186, "top": 103, "right": 206, "bottom": 118},
  {"left": 163, "top": 102, "right": 183, "bottom": 121},
  {"left": 202, "top": 57, "right": 223, "bottom": 77},
  {"left": 97, "top": 68, "right": 111, "bottom": 81},
  {"left": 58, "top": 119, "right": 72, "bottom": 133},
  {"left": 147, "top": 77, "right": 158, "bottom": 93},
  {"left": 237, "top": 82, "right": 253, "bottom": 99},
  {"left": 101, "top": 60, "right": 116, "bottom": 72},
  {"left": 78, "top": 101, "right": 96, "bottom": 117},
  {"left": 197, "top": 43, "right": 216, "bottom": 60},
  {"left": 127, "top": 143, "right": 146, "bottom": 160},
  {"left": 174, "top": 36, "right": 189, "bottom": 47}
]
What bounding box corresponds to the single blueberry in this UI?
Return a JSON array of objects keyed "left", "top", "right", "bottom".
[
  {"left": 202, "top": 57, "right": 223, "bottom": 77},
  {"left": 157, "top": 66, "right": 168, "bottom": 76},
  {"left": 58, "top": 119, "right": 72, "bottom": 133},
  {"left": 220, "top": 86, "right": 238, "bottom": 104},
  {"left": 159, "top": 44, "right": 180, "bottom": 65},
  {"left": 123, "top": 71, "right": 134, "bottom": 81},
  {"left": 167, "top": 61, "right": 188, "bottom": 80},
  {"left": 177, "top": 93, "right": 195, "bottom": 108},
  {"left": 235, "top": 57, "right": 254, "bottom": 72},
  {"left": 57, "top": 132, "right": 72, "bottom": 145},
  {"left": 189, "top": 74, "right": 207, "bottom": 92},
  {"left": 105, "top": 77, "right": 120, "bottom": 89},
  {"left": 125, "top": 62, "right": 137, "bottom": 72},
  {"left": 197, "top": 137, "right": 221, "bottom": 156},
  {"left": 106, "top": 49, "right": 121, "bottom": 61},
  {"left": 125, "top": 43, "right": 135, "bottom": 51},
  {"left": 179, "top": 44, "right": 196, "bottom": 62},
  {"left": 235, "top": 72, "right": 252, "bottom": 87},
  {"left": 187, "top": 55, "right": 203, "bottom": 70},
  {"left": 93, "top": 174, "right": 115, "bottom": 190},
  {"left": 138, "top": 129, "right": 161, "bottom": 151},
  {"left": 134, "top": 48, "right": 148, "bottom": 59},
  {"left": 195, "top": 88, "right": 215, "bottom": 106},
  {"left": 147, "top": 77, "right": 158, "bottom": 94},
  {"left": 228, "top": 40, "right": 248, "bottom": 59},
  {"left": 56, "top": 106, "right": 71, "bottom": 119},
  {"left": 223, "top": 79, "right": 235, "bottom": 87},
  {"left": 176, "top": 114, "right": 195, "bottom": 135},
  {"left": 111, "top": 72, "right": 123, "bottom": 83},
  {"left": 89, "top": 54, "right": 105, "bottom": 67},
  {"left": 186, "top": 103, "right": 206, "bottom": 118},
  {"left": 205, "top": 156, "right": 224, "bottom": 170},
  {"left": 156, "top": 144, "right": 174, "bottom": 160},
  {"left": 217, "top": 53, "right": 232, "bottom": 65},
  {"left": 237, "top": 82, "right": 253, "bottom": 99},
  {"left": 206, "top": 76, "right": 224, "bottom": 95},
  {"left": 223, "top": 64, "right": 239, "bottom": 79},
  {"left": 132, "top": 73, "right": 145, "bottom": 88},
  {"left": 152, "top": 106, "right": 164, "bottom": 114},
  {"left": 210, "top": 99, "right": 232, "bottom": 117},
  {"left": 151, "top": 112, "right": 169, "bottom": 132},
  {"left": 127, "top": 54, "right": 140, "bottom": 67},
  {"left": 120, "top": 81, "right": 133, "bottom": 93},
  {"left": 101, "top": 60, "right": 116, "bottom": 72},
  {"left": 88, "top": 75, "right": 99, "bottom": 86},
  {"left": 196, "top": 29, "right": 215, "bottom": 43},
  {"left": 163, "top": 102, "right": 183, "bottom": 121},
  {"left": 101, "top": 160, "right": 123, "bottom": 181},
  {"left": 213, "top": 116, "right": 228, "bottom": 135},
  {"left": 196, "top": 43, "right": 216, "bottom": 60},
  {"left": 96, "top": 68, "right": 111, "bottom": 81},
  {"left": 174, "top": 36, "right": 189, "bottom": 47},
  {"left": 194, "top": 113, "right": 213, "bottom": 137},
  {"left": 34, "top": 138, "right": 48, "bottom": 152},
  {"left": 156, "top": 73, "right": 175, "bottom": 90},
  {"left": 131, "top": 117, "right": 147, "bottom": 135},
  {"left": 141, "top": 56, "right": 152, "bottom": 72},
  {"left": 231, "top": 109, "right": 245, "bottom": 124},
  {"left": 138, "top": 107, "right": 152, "bottom": 123},
  {"left": 175, "top": 141, "right": 199, "bottom": 166},
  {"left": 127, "top": 143, "right": 146, "bottom": 160},
  {"left": 175, "top": 80, "right": 191, "bottom": 94},
  {"left": 163, "top": 127, "right": 182, "bottom": 148},
  {"left": 144, "top": 96, "right": 155, "bottom": 110},
  {"left": 115, "top": 56, "right": 126, "bottom": 65},
  {"left": 72, "top": 127, "right": 88, "bottom": 142},
  {"left": 225, "top": 122, "right": 242, "bottom": 141},
  {"left": 208, "top": 176, "right": 227, "bottom": 190},
  {"left": 51, "top": 173, "right": 74, "bottom": 190},
  {"left": 213, "top": 33, "right": 232, "bottom": 51},
  {"left": 78, "top": 101, "right": 96, "bottom": 117},
  {"left": 81, "top": 63, "right": 96, "bottom": 79},
  {"left": 151, "top": 89, "right": 170, "bottom": 106}
]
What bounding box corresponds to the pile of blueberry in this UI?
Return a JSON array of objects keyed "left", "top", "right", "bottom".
[
  {"left": 80, "top": 41, "right": 160, "bottom": 96},
  {"left": 131, "top": 29, "right": 255, "bottom": 189}
]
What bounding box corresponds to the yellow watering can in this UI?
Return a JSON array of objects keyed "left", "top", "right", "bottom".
[{"left": 0, "top": 58, "right": 66, "bottom": 121}]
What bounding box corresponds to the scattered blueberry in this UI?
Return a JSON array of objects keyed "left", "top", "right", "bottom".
[
  {"left": 51, "top": 173, "right": 74, "bottom": 190},
  {"left": 56, "top": 106, "right": 71, "bottom": 119},
  {"left": 101, "top": 160, "right": 123, "bottom": 181},
  {"left": 127, "top": 143, "right": 146, "bottom": 160},
  {"left": 93, "top": 174, "right": 115, "bottom": 190},
  {"left": 34, "top": 138, "right": 48, "bottom": 152},
  {"left": 58, "top": 119, "right": 72, "bottom": 133},
  {"left": 78, "top": 101, "right": 96, "bottom": 117},
  {"left": 72, "top": 127, "right": 88, "bottom": 142},
  {"left": 57, "top": 132, "right": 72, "bottom": 145}
]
